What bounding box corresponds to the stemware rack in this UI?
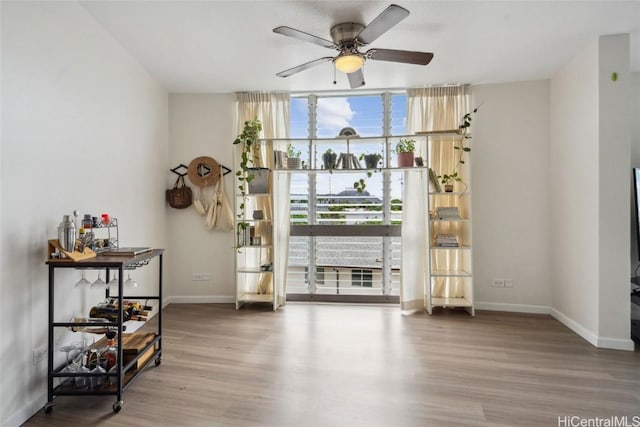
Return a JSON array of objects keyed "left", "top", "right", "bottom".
[{"left": 44, "top": 249, "right": 164, "bottom": 414}]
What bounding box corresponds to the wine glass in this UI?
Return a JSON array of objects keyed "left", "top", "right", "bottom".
[
  {"left": 107, "top": 271, "right": 120, "bottom": 289},
  {"left": 91, "top": 272, "right": 106, "bottom": 289},
  {"left": 89, "top": 345, "right": 106, "bottom": 389},
  {"left": 74, "top": 271, "right": 91, "bottom": 287},
  {"left": 57, "top": 342, "right": 79, "bottom": 387},
  {"left": 125, "top": 273, "right": 138, "bottom": 288},
  {"left": 72, "top": 352, "right": 90, "bottom": 389}
]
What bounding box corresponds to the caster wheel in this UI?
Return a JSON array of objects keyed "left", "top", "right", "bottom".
[
  {"left": 44, "top": 403, "right": 54, "bottom": 414},
  {"left": 112, "top": 401, "right": 123, "bottom": 413},
  {"left": 154, "top": 358, "right": 161, "bottom": 366}
]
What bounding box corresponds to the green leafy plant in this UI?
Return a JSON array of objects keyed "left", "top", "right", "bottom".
[
  {"left": 359, "top": 152, "right": 382, "bottom": 169},
  {"left": 353, "top": 177, "right": 368, "bottom": 194},
  {"left": 394, "top": 138, "right": 416, "bottom": 153},
  {"left": 287, "top": 143, "right": 301, "bottom": 159},
  {"left": 322, "top": 148, "right": 337, "bottom": 172},
  {"left": 232, "top": 118, "right": 262, "bottom": 246},
  {"left": 458, "top": 107, "right": 478, "bottom": 137},
  {"left": 353, "top": 152, "right": 383, "bottom": 193},
  {"left": 439, "top": 172, "right": 462, "bottom": 186},
  {"left": 437, "top": 107, "right": 479, "bottom": 190}
]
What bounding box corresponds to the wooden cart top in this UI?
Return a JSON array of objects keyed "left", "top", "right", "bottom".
[{"left": 46, "top": 248, "right": 164, "bottom": 268}]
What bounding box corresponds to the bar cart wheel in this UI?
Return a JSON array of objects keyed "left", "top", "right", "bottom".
[
  {"left": 44, "top": 402, "right": 54, "bottom": 414},
  {"left": 154, "top": 357, "right": 162, "bottom": 366},
  {"left": 113, "top": 400, "right": 123, "bottom": 413}
]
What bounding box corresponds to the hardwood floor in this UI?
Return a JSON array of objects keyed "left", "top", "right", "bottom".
[{"left": 24, "top": 303, "right": 640, "bottom": 426}]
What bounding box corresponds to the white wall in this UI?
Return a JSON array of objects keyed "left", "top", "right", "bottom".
[
  {"left": 0, "top": 2, "right": 168, "bottom": 426},
  {"left": 597, "top": 34, "right": 630, "bottom": 343},
  {"left": 471, "top": 81, "right": 552, "bottom": 313},
  {"left": 167, "top": 94, "right": 236, "bottom": 303},
  {"left": 166, "top": 83, "right": 555, "bottom": 313},
  {"left": 550, "top": 40, "right": 601, "bottom": 340},
  {"left": 550, "top": 35, "right": 633, "bottom": 350},
  {"left": 0, "top": 0, "right": 4, "bottom": 421},
  {"left": 631, "top": 72, "right": 640, "bottom": 270}
]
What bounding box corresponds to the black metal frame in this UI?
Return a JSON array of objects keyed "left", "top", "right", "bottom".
[{"left": 45, "top": 249, "right": 164, "bottom": 413}]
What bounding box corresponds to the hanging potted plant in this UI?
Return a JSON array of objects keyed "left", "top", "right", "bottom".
[{"left": 395, "top": 138, "right": 415, "bottom": 167}]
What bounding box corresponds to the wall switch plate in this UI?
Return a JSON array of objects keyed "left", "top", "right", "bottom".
[
  {"left": 491, "top": 279, "right": 505, "bottom": 287},
  {"left": 33, "top": 347, "right": 47, "bottom": 365},
  {"left": 191, "top": 273, "right": 210, "bottom": 281},
  {"left": 504, "top": 279, "right": 514, "bottom": 288}
]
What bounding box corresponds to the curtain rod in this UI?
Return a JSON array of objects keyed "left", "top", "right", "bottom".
[
  {"left": 292, "top": 84, "right": 468, "bottom": 97},
  {"left": 232, "top": 84, "right": 469, "bottom": 98}
]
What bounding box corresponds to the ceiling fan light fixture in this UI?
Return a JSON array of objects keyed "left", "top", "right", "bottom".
[{"left": 334, "top": 54, "right": 364, "bottom": 74}]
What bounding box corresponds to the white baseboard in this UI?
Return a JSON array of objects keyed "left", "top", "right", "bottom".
[
  {"left": 550, "top": 308, "right": 635, "bottom": 351},
  {"left": 3, "top": 394, "right": 44, "bottom": 427},
  {"left": 475, "top": 301, "right": 551, "bottom": 314},
  {"left": 164, "top": 295, "right": 234, "bottom": 305},
  {"left": 596, "top": 335, "right": 636, "bottom": 351}
]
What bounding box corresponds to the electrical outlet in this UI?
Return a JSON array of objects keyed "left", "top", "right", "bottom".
[
  {"left": 491, "top": 279, "right": 505, "bottom": 287},
  {"left": 504, "top": 279, "right": 514, "bottom": 288},
  {"left": 33, "top": 346, "right": 47, "bottom": 365},
  {"left": 191, "top": 273, "right": 210, "bottom": 281}
]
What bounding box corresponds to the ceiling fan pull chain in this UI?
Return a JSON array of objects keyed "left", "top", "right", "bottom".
[{"left": 333, "top": 64, "right": 337, "bottom": 85}]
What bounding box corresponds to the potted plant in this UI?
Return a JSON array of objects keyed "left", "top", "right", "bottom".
[
  {"left": 439, "top": 172, "right": 462, "bottom": 192},
  {"left": 287, "top": 144, "right": 301, "bottom": 169},
  {"left": 360, "top": 152, "right": 382, "bottom": 169},
  {"left": 395, "top": 138, "right": 415, "bottom": 167},
  {"left": 233, "top": 119, "right": 264, "bottom": 245},
  {"left": 322, "top": 148, "right": 337, "bottom": 170},
  {"left": 437, "top": 107, "right": 478, "bottom": 192}
]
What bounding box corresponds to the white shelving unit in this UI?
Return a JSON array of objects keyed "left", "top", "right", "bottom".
[
  {"left": 426, "top": 132, "right": 474, "bottom": 316},
  {"left": 234, "top": 193, "right": 278, "bottom": 310},
  {"left": 248, "top": 133, "right": 474, "bottom": 315},
  {"left": 234, "top": 137, "right": 279, "bottom": 310}
]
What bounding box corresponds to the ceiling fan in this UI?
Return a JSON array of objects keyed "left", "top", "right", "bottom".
[{"left": 273, "top": 4, "right": 433, "bottom": 88}]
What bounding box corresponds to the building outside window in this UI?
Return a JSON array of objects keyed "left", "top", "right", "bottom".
[
  {"left": 351, "top": 269, "right": 373, "bottom": 287},
  {"left": 287, "top": 92, "right": 406, "bottom": 300}
]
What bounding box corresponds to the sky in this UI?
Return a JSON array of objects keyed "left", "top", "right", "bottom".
[
  {"left": 291, "top": 94, "right": 406, "bottom": 138},
  {"left": 290, "top": 94, "right": 407, "bottom": 200}
]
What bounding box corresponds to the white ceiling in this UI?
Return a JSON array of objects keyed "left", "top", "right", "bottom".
[{"left": 80, "top": 1, "right": 640, "bottom": 93}]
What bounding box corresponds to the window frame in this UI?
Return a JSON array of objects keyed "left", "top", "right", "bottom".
[{"left": 287, "top": 91, "right": 407, "bottom": 299}]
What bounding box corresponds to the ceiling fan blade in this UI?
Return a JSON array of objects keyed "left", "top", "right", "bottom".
[
  {"left": 367, "top": 48, "right": 433, "bottom": 65},
  {"left": 356, "top": 4, "right": 410, "bottom": 45},
  {"left": 347, "top": 69, "right": 365, "bottom": 89},
  {"left": 273, "top": 26, "right": 335, "bottom": 49},
  {"left": 276, "top": 57, "right": 334, "bottom": 78}
]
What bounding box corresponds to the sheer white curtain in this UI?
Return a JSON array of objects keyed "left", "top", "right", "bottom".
[
  {"left": 235, "top": 92, "right": 290, "bottom": 307},
  {"left": 401, "top": 86, "right": 469, "bottom": 312}
]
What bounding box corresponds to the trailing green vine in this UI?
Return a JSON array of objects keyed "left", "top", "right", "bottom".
[
  {"left": 233, "top": 119, "right": 262, "bottom": 246},
  {"left": 353, "top": 152, "right": 382, "bottom": 194},
  {"left": 438, "top": 107, "right": 478, "bottom": 191}
]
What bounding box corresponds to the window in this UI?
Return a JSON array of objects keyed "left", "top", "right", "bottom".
[
  {"left": 351, "top": 269, "right": 373, "bottom": 287},
  {"left": 287, "top": 91, "right": 407, "bottom": 299},
  {"left": 317, "top": 95, "right": 383, "bottom": 137}
]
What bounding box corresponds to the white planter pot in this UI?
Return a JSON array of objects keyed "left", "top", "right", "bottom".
[
  {"left": 287, "top": 158, "right": 301, "bottom": 169},
  {"left": 247, "top": 168, "right": 269, "bottom": 194}
]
